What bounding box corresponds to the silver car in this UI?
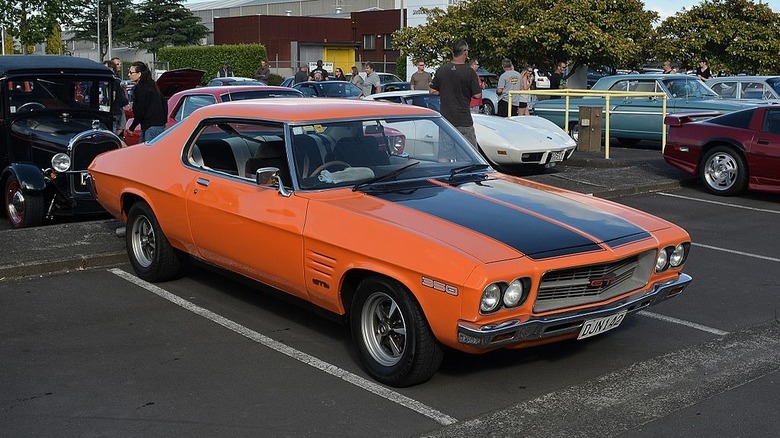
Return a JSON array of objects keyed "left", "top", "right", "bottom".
[{"left": 707, "top": 76, "right": 780, "bottom": 101}]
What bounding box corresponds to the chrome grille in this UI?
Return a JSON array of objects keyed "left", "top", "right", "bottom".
[
  {"left": 534, "top": 250, "right": 656, "bottom": 312},
  {"left": 71, "top": 138, "right": 121, "bottom": 193}
]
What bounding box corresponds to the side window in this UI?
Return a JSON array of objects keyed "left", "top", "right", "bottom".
[
  {"left": 608, "top": 80, "right": 628, "bottom": 92},
  {"left": 743, "top": 82, "right": 768, "bottom": 100},
  {"left": 763, "top": 110, "right": 780, "bottom": 135},
  {"left": 174, "top": 94, "right": 217, "bottom": 122},
  {"left": 711, "top": 81, "right": 737, "bottom": 98}
]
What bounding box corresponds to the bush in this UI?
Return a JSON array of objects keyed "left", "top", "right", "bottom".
[
  {"left": 158, "top": 44, "right": 268, "bottom": 85},
  {"left": 267, "top": 73, "right": 284, "bottom": 86}
]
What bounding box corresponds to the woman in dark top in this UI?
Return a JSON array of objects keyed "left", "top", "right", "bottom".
[
  {"left": 333, "top": 68, "right": 347, "bottom": 81},
  {"left": 127, "top": 61, "right": 166, "bottom": 142}
]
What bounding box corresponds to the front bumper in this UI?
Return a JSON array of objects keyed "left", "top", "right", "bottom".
[{"left": 457, "top": 273, "right": 692, "bottom": 348}]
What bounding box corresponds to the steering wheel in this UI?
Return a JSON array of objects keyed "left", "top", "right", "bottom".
[
  {"left": 310, "top": 160, "right": 351, "bottom": 178},
  {"left": 17, "top": 102, "right": 45, "bottom": 113}
]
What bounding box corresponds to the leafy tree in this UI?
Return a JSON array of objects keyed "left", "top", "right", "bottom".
[
  {"left": 0, "top": 0, "right": 78, "bottom": 54},
  {"left": 46, "top": 23, "right": 65, "bottom": 54},
  {"left": 69, "top": 0, "right": 136, "bottom": 61},
  {"left": 123, "top": 0, "right": 208, "bottom": 60},
  {"left": 393, "top": 0, "right": 657, "bottom": 74},
  {"left": 655, "top": 0, "right": 780, "bottom": 74}
]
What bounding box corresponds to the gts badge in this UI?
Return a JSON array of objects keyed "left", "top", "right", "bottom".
[
  {"left": 312, "top": 278, "right": 330, "bottom": 289},
  {"left": 422, "top": 276, "right": 458, "bottom": 296}
]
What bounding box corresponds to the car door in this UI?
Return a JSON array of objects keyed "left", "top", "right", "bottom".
[
  {"left": 183, "top": 121, "right": 310, "bottom": 299},
  {"left": 749, "top": 107, "right": 780, "bottom": 187},
  {"left": 607, "top": 78, "right": 664, "bottom": 138}
]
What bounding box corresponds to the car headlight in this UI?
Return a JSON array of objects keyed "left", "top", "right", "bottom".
[
  {"left": 503, "top": 278, "right": 528, "bottom": 308},
  {"left": 669, "top": 243, "right": 688, "bottom": 268},
  {"left": 655, "top": 248, "right": 669, "bottom": 272},
  {"left": 480, "top": 283, "right": 502, "bottom": 313},
  {"left": 52, "top": 153, "right": 71, "bottom": 172}
]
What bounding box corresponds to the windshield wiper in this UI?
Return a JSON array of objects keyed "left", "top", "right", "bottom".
[
  {"left": 352, "top": 161, "right": 420, "bottom": 191},
  {"left": 448, "top": 164, "right": 490, "bottom": 182}
]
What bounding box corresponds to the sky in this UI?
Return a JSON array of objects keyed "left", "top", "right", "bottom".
[{"left": 645, "top": 0, "right": 780, "bottom": 20}]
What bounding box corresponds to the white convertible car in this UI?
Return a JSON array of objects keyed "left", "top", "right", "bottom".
[{"left": 363, "top": 90, "right": 576, "bottom": 170}]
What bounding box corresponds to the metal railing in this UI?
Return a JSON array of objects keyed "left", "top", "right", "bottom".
[{"left": 508, "top": 89, "right": 668, "bottom": 159}]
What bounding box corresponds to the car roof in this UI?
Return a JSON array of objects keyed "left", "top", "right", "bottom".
[
  {"left": 0, "top": 54, "right": 113, "bottom": 76},
  {"left": 190, "top": 98, "right": 436, "bottom": 122},
  {"left": 174, "top": 85, "right": 300, "bottom": 97},
  {"left": 708, "top": 76, "right": 780, "bottom": 81},
  {"left": 364, "top": 90, "right": 429, "bottom": 99}
]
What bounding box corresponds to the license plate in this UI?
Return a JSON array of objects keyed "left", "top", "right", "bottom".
[
  {"left": 577, "top": 311, "right": 626, "bottom": 340},
  {"left": 80, "top": 172, "right": 89, "bottom": 185},
  {"left": 550, "top": 150, "right": 565, "bottom": 162}
]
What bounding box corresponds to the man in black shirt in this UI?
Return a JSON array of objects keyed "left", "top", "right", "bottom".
[
  {"left": 430, "top": 40, "right": 481, "bottom": 148},
  {"left": 549, "top": 61, "right": 566, "bottom": 99}
]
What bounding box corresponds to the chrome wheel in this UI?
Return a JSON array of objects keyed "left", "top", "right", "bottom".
[
  {"left": 360, "top": 291, "right": 407, "bottom": 367},
  {"left": 130, "top": 213, "right": 155, "bottom": 268},
  {"left": 703, "top": 152, "right": 738, "bottom": 192},
  {"left": 4, "top": 175, "right": 45, "bottom": 228}
]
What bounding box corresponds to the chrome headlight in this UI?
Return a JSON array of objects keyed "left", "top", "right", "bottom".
[
  {"left": 669, "top": 243, "right": 688, "bottom": 268},
  {"left": 480, "top": 283, "right": 502, "bottom": 313},
  {"left": 51, "top": 153, "right": 71, "bottom": 172},
  {"left": 503, "top": 278, "right": 527, "bottom": 308},
  {"left": 655, "top": 248, "right": 669, "bottom": 272}
]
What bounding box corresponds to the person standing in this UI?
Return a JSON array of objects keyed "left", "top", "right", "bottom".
[
  {"left": 549, "top": 61, "right": 566, "bottom": 98},
  {"left": 410, "top": 61, "right": 432, "bottom": 90},
  {"left": 496, "top": 58, "right": 522, "bottom": 117},
  {"left": 350, "top": 66, "right": 364, "bottom": 88},
  {"left": 469, "top": 58, "right": 485, "bottom": 113},
  {"left": 103, "top": 61, "right": 128, "bottom": 137},
  {"left": 518, "top": 66, "right": 534, "bottom": 115},
  {"left": 429, "top": 40, "right": 481, "bottom": 147},
  {"left": 293, "top": 64, "right": 309, "bottom": 84},
  {"left": 696, "top": 59, "right": 712, "bottom": 80},
  {"left": 333, "top": 68, "right": 348, "bottom": 81},
  {"left": 310, "top": 60, "right": 329, "bottom": 80},
  {"left": 360, "top": 62, "right": 381, "bottom": 97},
  {"left": 126, "top": 61, "right": 166, "bottom": 143},
  {"left": 662, "top": 61, "right": 677, "bottom": 74},
  {"left": 217, "top": 62, "right": 233, "bottom": 77},
  {"left": 255, "top": 60, "right": 270, "bottom": 83}
]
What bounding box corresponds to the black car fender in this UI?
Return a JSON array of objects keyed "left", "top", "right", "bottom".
[{"left": 3, "top": 162, "right": 47, "bottom": 192}]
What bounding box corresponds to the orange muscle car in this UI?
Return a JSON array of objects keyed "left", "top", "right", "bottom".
[{"left": 88, "top": 99, "right": 692, "bottom": 387}]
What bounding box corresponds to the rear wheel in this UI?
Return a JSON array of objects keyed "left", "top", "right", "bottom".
[
  {"left": 350, "top": 276, "right": 443, "bottom": 387},
  {"left": 700, "top": 146, "right": 747, "bottom": 196},
  {"left": 568, "top": 122, "right": 579, "bottom": 142},
  {"left": 126, "top": 202, "right": 182, "bottom": 281},
  {"left": 4, "top": 175, "right": 45, "bottom": 228},
  {"left": 482, "top": 100, "right": 495, "bottom": 116}
]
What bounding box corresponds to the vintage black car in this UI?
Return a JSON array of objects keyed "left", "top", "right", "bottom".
[{"left": 1, "top": 55, "right": 123, "bottom": 228}]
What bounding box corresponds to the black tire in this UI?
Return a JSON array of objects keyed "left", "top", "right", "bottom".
[
  {"left": 4, "top": 175, "right": 45, "bottom": 228},
  {"left": 126, "top": 202, "right": 182, "bottom": 282},
  {"left": 350, "top": 276, "right": 443, "bottom": 387},
  {"left": 699, "top": 145, "right": 747, "bottom": 196},
  {"left": 568, "top": 122, "right": 579, "bottom": 142},
  {"left": 482, "top": 100, "right": 495, "bottom": 116},
  {"left": 616, "top": 137, "right": 641, "bottom": 146}
]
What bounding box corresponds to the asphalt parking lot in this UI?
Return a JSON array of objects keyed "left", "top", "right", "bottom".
[{"left": 2, "top": 146, "right": 779, "bottom": 437}]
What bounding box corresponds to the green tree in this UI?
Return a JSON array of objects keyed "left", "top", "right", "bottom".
[
  {"left": 655, "top": 0, "right": 780, "bottom": 74},
  {"left": 46, "top": 23, "right": 64, "bottom": 54},
  {"left": 123, "top": 0, "right": 208, "bottom": 60},
  {"left": 393, "top": 0, "right": 657, "bottom": 74},
  {"left": 0, "top": 0, "right": 78, "bottom": 54},
  {"left": 69, "top": 0, "right": 136, "bottom": 61}
]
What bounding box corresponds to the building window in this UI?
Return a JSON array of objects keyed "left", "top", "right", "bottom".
[
  {"left": 383, "top": 34, "right": 393, "bottom": 50},
  {"left": 363, "top": 34, "right": 376, "bottom": 50}
]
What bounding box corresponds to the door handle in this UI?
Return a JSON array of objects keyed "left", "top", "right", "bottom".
[
  {"left": 757, "top": 139, "right": 769, "bottom": 145},
  {"left": 196, "top": 178, "right": 210, "bottom": 187}
]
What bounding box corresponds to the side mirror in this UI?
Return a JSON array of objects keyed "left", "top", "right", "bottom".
[{"left": 255, "top": 167, "right": 291, "bottom": 197}]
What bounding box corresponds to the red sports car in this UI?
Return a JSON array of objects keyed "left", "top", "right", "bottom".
[{"left": 663, "top": 106, "right": 780, "bottom": 196}]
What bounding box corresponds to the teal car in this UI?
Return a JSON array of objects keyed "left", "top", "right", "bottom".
[{"left": 531, "top": 74, "right": 758, "bottom": 145}]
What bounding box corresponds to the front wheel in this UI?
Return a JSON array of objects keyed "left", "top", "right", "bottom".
[
  {"left": 350, "top": 276, "right": 443, "bottom": 387},
  {"left": 4, "top": 175, "right": 45, "bottom": 228},
  {"left": 126, "top": 202, "right": 182, "bottom": 281},
  {"left": 567, "top": 122, "right": 579, "bottom": 142},
  {"left": 482, "top": 100, "right": 495, "bottom": 116},
  {"left": 700, "top": 146, "right": 747, "bottom": 196}
]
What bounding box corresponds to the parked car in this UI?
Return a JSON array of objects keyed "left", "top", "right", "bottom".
[
  {"left": 167, "top": 85, "right": 304, "bottom": 124},
  {"left": 88, "top": 98, "right": 692, "bottom": 386},
  {"left": 531, "top": 74, "right": 759, "bottom": 144},
  {"left": 280, "top": 76, "right": 295, "bottom": 87},
  {"left": 293, "top": 80, "right": 362, "bottom": 99},
  {"left": 478, "top": 70, "right": 499, "bottom": 115},
  {"left": 363, "top": 90, "right": 576, "bottom": 169},
  {"left": 346, "top": 72, "right": 404, "bottom": 86},
  {"left": 124, "top": 68, "right": 206, "bottom": 145},
  {"left": 707, "top": 76, "right": 780, "bottom": 101},
  {"left": 381, "top": 81, "right": 411, "bottom": 92},
  {"left": 0, "top": 55, "right": 123, "bottom": 228},
  {"left": 663, "top": 106, "right": 780, "bottom": 196},
  {"left": 207, "top": 77, "right": 266, "bottom": 87}
]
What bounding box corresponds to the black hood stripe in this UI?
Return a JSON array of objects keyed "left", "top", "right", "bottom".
[
  {"left": 462, "top": 179, "right": 651, "bottom": 247},
  {"left": 373, "top": 183, "right": 602, "bottom": 259}
]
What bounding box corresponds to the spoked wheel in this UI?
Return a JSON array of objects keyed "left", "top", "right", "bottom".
[
  {"left": 350, "top": 276, "right": 442, "bottom": 387},
  {"left": 126, "top": 202, "right": 182, "bottom": 282},
  {"left": 4, "top": 175, "right": 45, "bottom": 228},
  {"left": 700, "top": 146, "right": 747, "bottom": 196},
  {"left": 568, "top": 122, "right": 579, "bottom": 142},
  {"left": 482, "top": 100, "right": 495, "bottom": 116}
]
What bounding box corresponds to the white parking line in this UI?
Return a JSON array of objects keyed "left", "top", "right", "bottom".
[
  {"left": 692, "top": 242, "right": 780, "bottom": 263},
  {"left": 658, "top": 192, "right": 780, "bottom": 214},
  {"left": 638, "top": 311, "right": 730, "bottom": 336},
  {"left": 108, "top": 268, "right": 458, "bottom": 426}
]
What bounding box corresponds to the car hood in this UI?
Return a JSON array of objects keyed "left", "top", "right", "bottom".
[
  {"left": 473, "top": 114, "right": 576, "bottom": 149},
  {"left": 156, "top": 68, "right": 206, "bottom": 99},
  {"left": 12, "top": 113, "right": 112, "bottom": 148},
  {"left": 305, "top": 175, "right": 667, "bottom": 264}
]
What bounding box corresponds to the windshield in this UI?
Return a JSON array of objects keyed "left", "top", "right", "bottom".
[
  {"left": 766, "top": 78, "right": 780, "bottom": 98},
  {"left": 7, "top": 76, "right": 113, "bottom": 114},
  {"left": 661, "top": 77, "right": 719, "bottom": 99},
  {"left": 290, "top": 116, "right": 486, "bottom": 190}
]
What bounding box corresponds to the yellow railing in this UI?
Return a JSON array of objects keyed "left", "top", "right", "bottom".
[{"left": 507, "top": 89, "right": 668, "bottom": 159}]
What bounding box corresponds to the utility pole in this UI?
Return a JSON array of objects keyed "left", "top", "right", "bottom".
[{"left": 97, "top": 0, "right": 101, "bottom": 61}]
